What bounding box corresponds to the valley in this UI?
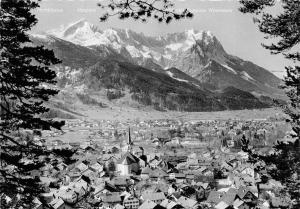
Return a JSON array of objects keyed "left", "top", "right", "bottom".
[{"left": 31, "top": 19, "right": 285, "bottom": 114}]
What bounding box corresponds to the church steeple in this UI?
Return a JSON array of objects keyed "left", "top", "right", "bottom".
[
  {"left": 127, "top": 127, "right": 133, "bottom": 153},
  {"left": 128, "top": 127, "right": 133, "bottom": 145}
]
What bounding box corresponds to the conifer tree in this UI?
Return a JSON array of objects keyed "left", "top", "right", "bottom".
[
  {"left": 1, "top": 0, "right": 192, "bottom": 207},
  {"left": 98, "top": 0, "right": 193, "bottom": 23},
  {"left": 0, "top": 0, "right": 66, "bottom": 207},
  {"left": 239, "top": 0, "right": 299, "bottom": 207}
]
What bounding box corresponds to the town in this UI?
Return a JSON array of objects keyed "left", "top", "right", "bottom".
[
  {"left": 11, "top": 117, "right": 291, "bottom": 209},
  {"left": 1, "top": 0, "right": 299, "bottom": 208}
]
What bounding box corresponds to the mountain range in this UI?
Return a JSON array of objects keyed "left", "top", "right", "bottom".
[{"left": 31, "top": 19, "right": 284, "bottom": 116}]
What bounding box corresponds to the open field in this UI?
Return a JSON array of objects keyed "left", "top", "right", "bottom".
[
  {"left": 47, "top": 106, "right": 288, "bottom": 144},
  {"left": 78, "top": 106, "right": 285, "bottom": 122}
]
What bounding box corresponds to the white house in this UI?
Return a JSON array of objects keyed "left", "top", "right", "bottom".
[{"left": 117, "top": 152, "right": 140, "bottom": 176}]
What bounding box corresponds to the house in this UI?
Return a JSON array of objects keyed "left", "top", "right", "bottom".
[
  {"left": 220, "top": 162, "right": 234, "bottom": 173},
  {"left": 101, "top": 192, "right": 122, "bottom": 205},
  {"left": 194, "top": 166, "right": 210, "bottom": 176},
  {"left": 186, "top": 174, "right": 194, "bottom": 183},
  {"left": 152, "top": 138, "right": 160, "bottom": 147},
  {"left": 123, "top": 195, "right": 140, "bottom": 209},
  {"left": 227, "top": 158, "right": 239, "bottom": 168},
  {"left": 63, "top": 175, "right": 71, "bottom": 186},
  {"left": 169, "top": 173, "right": 176, "bottom": 180},
  {"left": 40, "top": 192, "right": 55, "bottom": 204},
  {"left": 56, "top": 187, "right": 77, "bottom": 204},
  {"left": 214, "top": 201, "right": 230, "bottom": 209},
  {"left": 175, "top": 173, "right": 186, "bottom": 179},
  {"left": 74, "top": 162, "right": 88, "bottom": 173},
  {"left": 160, "top": 199, "right": 183, "bottom": 209},
  {"left": 89, "top": 162, "right": 104, "bottom": 173},
  {"left": 120, "top": 191, "right": 131, "bottom": 200},
  {"left": 233, "top": 199, "right": 249, "bottom": 209},
  {"left": 112, "top": 176, "right": 130, "bottom": 188},
  {"left": 154, "top": 183, "right": 169, "bottom": 194},
  {"left": 111, "top": 146, "right": 120, "bottom": 154},
  {"left": 81, "top": 168, "right": 98, "bottom": 181},
  {"left": 68, "top": 171, "right": 81, "bottom": 181},
  {"left": 206, "top": 191, "right": 224, "bottom": 206},
  {"left": 177, "top": 196, "right": 197, "bottom": 209},
  {"left": 149, "top": 169, "right": 168, "bottom": 181},
  {"left": 48, "top": 197, "right": 66, "bottom": 209},
  {"left": 114, "top": 204, "right": 125, "bottom": 209},
  {"left": 139, "top": 156, "right": 147, "bottom": 168},
  {"left": 101, "top": 154, "right": 118, "bottom": 170},
  {"left": 239, "top": 166, "right": 255, "bottom": 178},
  {"left": 56, "top": 162, "right": 68, "bottom": 171},
  {"left": 170, "top": 137, "right": 181, "bottom": 145},
  {"left": 258, "top": 183, "right": 274, "bottom": 193},
  {"left": 133, "top": 146, "right": 144, "bottom": 157},
  {"left": 92, "top": 183, "right": 106, "bottom": 200},
  {"left": 187, "top": 153, "right": 197, "bottom": 161},
  {"left": 202, "top": 169, "right": 214, "bottom": 177},
  {"left": 157, "top": 160, "right": 169, "bottom": 170},
  {"left": 149, "top": 158, "right": 161, "bottom": 168},
  {"left": 33, "top": 198, "right": 43, "bottom": 209},
  {"left": 218, "top": 188, "right": 241, "bottom": 207},
  {"left": 139, "top": 200, "right": 157, "bottom": 209},
  {"left": 216, "top": 176, "right": 234, "bottom": 189},
  {"left": 193, "top": 182, "right": 210, "bottom": 191},
  {"left": 117, "top": 152, "right": 140, "bottom": 176},
  {"left": 104, "top": 181, "right": 120, "bottom": 193},
  {"left": 168, "top": 185, "right": 177, "bottom": 195},
  {"left": 68, "top": 179, "right": 89, "bottom": 201},
  {"left": 141, "top": 167, "right": 152, "bottom": 179},
  {"left": 167, "top": 167, "right": 179, "bottom": 174},
  {"left": 237, "top": 187, "right": 258, "bottom": 206},
  {"left": 142, "top": 192, "right": 166, "bottom": 204}
]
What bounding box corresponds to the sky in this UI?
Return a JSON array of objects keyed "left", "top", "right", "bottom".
[{"left": 32, "top": 0, "right": 291, "bottom": 78}]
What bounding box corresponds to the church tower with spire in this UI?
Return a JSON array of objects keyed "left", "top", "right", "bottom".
[
  {"left": 127, "top": 127, "right": 133, "bottom": 152},
  {"left": 122, "top": 127, "right": 134, "bottom": 152}
]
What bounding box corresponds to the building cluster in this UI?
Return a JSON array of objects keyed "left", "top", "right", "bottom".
[
  {"left": 25, "top": 120, "right": 290, "bottom": 209},
  {"left": 2, "top": 118, "right": 291, "bottom": 209}
]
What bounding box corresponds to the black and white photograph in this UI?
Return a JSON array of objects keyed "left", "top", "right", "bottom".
[{"left": 0, "top": 0, "right": 299, "bottom": 208}]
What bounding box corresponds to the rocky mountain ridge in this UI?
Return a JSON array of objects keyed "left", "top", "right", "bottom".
[{"left": 30, "top": 20, "right": 284, "bottom": 115}]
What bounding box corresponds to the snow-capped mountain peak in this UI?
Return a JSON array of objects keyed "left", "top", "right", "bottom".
[
  {"left": 41, "top": 20, "right": 225, "bottom": 71},
  {"left": 30, "top": 19, "right": 284, "bottom": 104},
  {"left": 47, "top": 20, "right": 125, "bottom": 50},
  {"left": 62, "top": 19, "right": 94, "bottom": 37}
]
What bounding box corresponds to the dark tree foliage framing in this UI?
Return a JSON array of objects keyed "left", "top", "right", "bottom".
[
  {"left": 0, "top": 0, "right": 74, "bottom": 208},
  {"left": 98, "top": 0, "right": 193, "bottom": 23},
  {"left": 0, "top": 0, "right": 191, "bottom": 208},
  {"left": 239, "top": 0, "right": 300, "bottom": 207}
]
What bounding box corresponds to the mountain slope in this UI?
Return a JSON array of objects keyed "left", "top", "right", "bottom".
[
  {"left": 42, "top": 20, "right": 283, "bottom": 99},
  {"left": 31, "top": 35, "right": 269, "bottom": 111},
  {"left": 29, "top": 20, "right": 285, "bottom": 113},
  {"left": 82, "top": 59, "right": 268, "bottom": 111}
]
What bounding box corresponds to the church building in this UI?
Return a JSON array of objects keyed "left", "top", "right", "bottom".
[{"left": 117, "top": 128, "right": 140, "bottom": 175}]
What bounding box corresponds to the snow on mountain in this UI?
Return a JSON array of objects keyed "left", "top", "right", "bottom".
[
  {"left": 240, "top": 71, "right": 256, "bottom": 82},
  {"left": 166, "top": 43, "right": 183, "bottom": 51},
  {"left": 48, "top": 19, "right": 124, "bottom": 51},
  {"left": 126, "top": 45, "right": 141, "bottom": 58},
  {"left": 166, "top": 71, "right": 189, "bottom": 83},
  {"left": 164, "top": 30, "right": 214, "bottom": 53},
  {"left": 45, "top": 20, "right": 219, "bottom": 64},
  {"left": 34, "top": 19, "right": 283, "bottom": 99},
  {"left": 221, "top": 64, "right": 238, "bottom": 75}
]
